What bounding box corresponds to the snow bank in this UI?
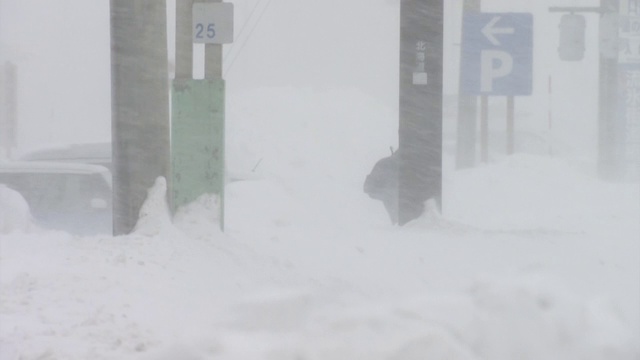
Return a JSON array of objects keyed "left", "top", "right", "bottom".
[
  {"left": 133, "top": 177, "right": 173, "bottom": 237},
  {"left": 444, "top": 154, "right": 640, "bottom": 235},
  {"left": 208, "top": 277, "right": 637, "bottom": 360},
  {"left": 173, "top": 193, "right": 223, "bottom": 240}
]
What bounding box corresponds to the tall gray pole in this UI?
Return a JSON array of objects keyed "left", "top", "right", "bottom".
[
  {"left": 398, "top": 0, "right": 444, "bottom": 225},
  {"left": 455, "top": 0, "right": 480, "bottom": 169},
  {"left": 110, "top": 0, "right": 171, "bottom": 235},
  {"left": 598, "top": 0, "right": 621, "bottom": 179}
]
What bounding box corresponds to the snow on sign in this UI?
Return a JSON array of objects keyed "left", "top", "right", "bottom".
[
  {"left": 461, "top": 13, "right": 533, "bottom": 96},
  {"left": 192, "top": 2, "right": 234, "bottom": 44}
]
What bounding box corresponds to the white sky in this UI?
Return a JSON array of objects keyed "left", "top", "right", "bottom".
[{"left": 0, "top": 0, "right": 607, "bottom": 159}]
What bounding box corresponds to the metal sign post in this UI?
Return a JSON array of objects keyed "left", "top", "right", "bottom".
[
  {"left": 456, "top": 0, "right": 480, "bottom": 169},
  {"left": 171, "top": 0, "right": 233, "bottom": 230},
  {"left": 398, "top": 0, "right": 443, "bottom": 225}
]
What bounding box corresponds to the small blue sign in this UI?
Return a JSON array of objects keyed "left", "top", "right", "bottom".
[{"left": 461, "top": 13, "right": 533, "bottom": 96}]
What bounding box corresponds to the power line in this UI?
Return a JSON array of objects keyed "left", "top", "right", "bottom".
[
  {"left": 224, "top": 0, "right": 264, "bottom": 60},
  {"left": 223, "top": 0, "right": 273, "bottom": 76}
]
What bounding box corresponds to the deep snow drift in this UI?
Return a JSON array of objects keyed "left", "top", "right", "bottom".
[{"left": 1, "top": 88, "right": 639, "bottom": 359}]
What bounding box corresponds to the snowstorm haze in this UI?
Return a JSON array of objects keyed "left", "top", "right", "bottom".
[
  {"left": 0, "top": 0, "right": 111, "bottom": 151},
  {"left": 1, "top": 0, "right": 639, "bottom": 358},
  {"left": 1, "top": 0, "right": 602, "bottom": 159}
]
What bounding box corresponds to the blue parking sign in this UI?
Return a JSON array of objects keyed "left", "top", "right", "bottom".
[{"left": 461, "top": 13, "right": 533, "bottom": 96}]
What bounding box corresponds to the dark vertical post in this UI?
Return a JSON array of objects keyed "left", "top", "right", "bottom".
[
  {"left": 480, "top": 95, "right": 489, "bottom": 162},
  {"left": 1, "top": 62, "right": 18, "bottom": 159},
  {"left": 456, "top": 0, "right": 480, "bottom": 169},
  {"left": 110, "top": 0, "right": 171, "bottom": 235},
  {"left": 203, "top": 0, "right": 225, "bottom": 229},
  {"left": 598, "top": 0, "right": 621, "bottom": 179},
  {"left": 507, "top": 95, "right": 515, "bottom": 155},
  {"left": 398, "top": 0, "right": 444, "bottom": 225},
  {"left": 176, "top": 0, "right": 195, "bottom": 79},
  {"left": 204, "top": 0, "right": 223, "bottom": 79}
]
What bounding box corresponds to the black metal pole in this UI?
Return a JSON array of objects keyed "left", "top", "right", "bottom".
[{"left": 398, "top": 0, "right": 444, "bottom": 225}]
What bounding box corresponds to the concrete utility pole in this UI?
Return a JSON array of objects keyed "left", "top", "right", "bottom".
[
  {"left": 398, "top": 0, "right": 444, "bottom": 225},
  {"left": 110, "top": 0, "right": 171, "bottom": 235},
  {"left": 456, "top": 0, "right": 480, "bottom": 169}
]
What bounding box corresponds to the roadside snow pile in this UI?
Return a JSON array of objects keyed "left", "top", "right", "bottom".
[
  {"left": 1, "top": 87, "right": 638, "bottom": 359},
  {"left": 203, "top": 277, "right": 638, "bottom": 360},
  {"left": 133, "top": 177, "right": 174, "bottom": 237},
  {"left": 445, "top": 154, "right": 640, "bottom": 234},
  {"left": 173, "top": 193, "right": 224, "bottom": 240},
  {"left": 2, "top": 223, "right": 637, "bottom": 360},
  {"left": 0, "top": 184, "right": 36, "bottom": 234}
]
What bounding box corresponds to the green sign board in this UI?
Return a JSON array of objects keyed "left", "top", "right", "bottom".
[{"left": 171, "top": 79, "right": 225, "bottom": 228}]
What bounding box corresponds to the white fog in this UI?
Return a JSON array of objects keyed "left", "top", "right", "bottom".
[{"left": 1, "top": 0, "right": 639, "bottom": 359}]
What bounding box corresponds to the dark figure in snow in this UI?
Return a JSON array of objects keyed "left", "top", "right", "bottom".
[{"left": 364, "top": 149, "right": 400, "bottom": 224}]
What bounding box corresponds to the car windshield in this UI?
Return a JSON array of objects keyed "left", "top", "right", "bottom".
[{"left": 1, "top": 172, "right": 109, "bottom": 214}]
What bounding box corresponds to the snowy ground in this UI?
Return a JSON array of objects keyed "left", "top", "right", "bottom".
[{"left": 1, "top": 88, "right": 639, "bottom": 359}]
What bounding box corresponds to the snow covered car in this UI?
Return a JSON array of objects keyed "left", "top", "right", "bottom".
[
  {"left": 19, "top": 142, "right": 112, "bottom": 172},
  {"left": 0, "top": 161, "right": 112, "bottom": 235}
]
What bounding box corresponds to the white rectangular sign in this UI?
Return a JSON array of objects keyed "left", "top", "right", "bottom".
[{"left": 192, "top": 3, "right": 234, "bottom": 44}]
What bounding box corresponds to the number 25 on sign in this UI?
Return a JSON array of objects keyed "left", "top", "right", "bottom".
[
  {"left": 192, "top": 3, "right": 234, "bottom": 44},
  {"left": 195, "top": 23, "right": 216, "bottom": 40}
]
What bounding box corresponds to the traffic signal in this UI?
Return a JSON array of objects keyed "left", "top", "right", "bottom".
[{"left": 558, "top": 14, "right": 586, "bottom": 61}]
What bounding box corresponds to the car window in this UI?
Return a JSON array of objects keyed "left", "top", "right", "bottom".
[{"left": 0, "top": 172, "right": 111, "bottom": 216}]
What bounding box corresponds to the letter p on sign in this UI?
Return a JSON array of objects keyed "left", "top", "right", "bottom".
[{"left": 481, "top": 50, "right": 514, "bottom": 92}]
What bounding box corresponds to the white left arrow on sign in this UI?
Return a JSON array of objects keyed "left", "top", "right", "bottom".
[{"left": 482, "top": 16, "right": 515, "bottom": 46}]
